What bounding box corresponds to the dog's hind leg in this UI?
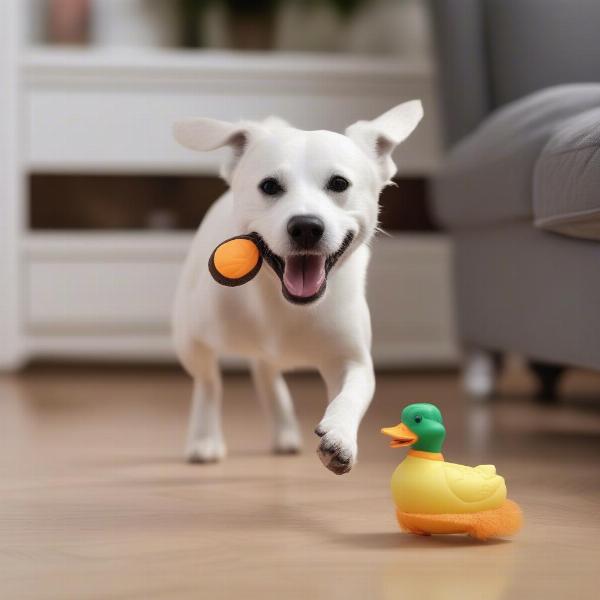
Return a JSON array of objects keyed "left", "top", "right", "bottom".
[
  {"left": 251, "top": 360, "right": 302, "bottom": 454},
  {"left": 182, "top": 343, "right": 225, "bottom": 463}
]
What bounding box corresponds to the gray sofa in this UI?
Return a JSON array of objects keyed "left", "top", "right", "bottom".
[{"left": 429, "top": 0, "right": 600, "bottom": 399}]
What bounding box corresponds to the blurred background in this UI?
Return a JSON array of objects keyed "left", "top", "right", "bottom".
[
  {"left": 1, "top": 2, "right": 599, "bottom": 598},
  {"left": 3, "top": 0, "right": 598, "bottom": 383},
  {"left": 2, "top": 0, "right": 450, "bottom": 369}
]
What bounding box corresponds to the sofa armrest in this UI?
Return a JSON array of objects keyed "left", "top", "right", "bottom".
[
  {"left": 432, "top": 84, "right": 600, "bottom": 231},
  {"left": 534, "top": 108, "right": 600, "bottom": 241}
]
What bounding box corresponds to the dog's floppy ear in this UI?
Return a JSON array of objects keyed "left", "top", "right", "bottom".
[
  {"left": 345, "top": 100, "right": 423, "bottom": 182},
  {"left": 173, "top": 118, "right": 265, "bottom": 182}
]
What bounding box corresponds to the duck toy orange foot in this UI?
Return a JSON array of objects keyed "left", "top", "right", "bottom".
[{"left": 381, "top": 403, "right": 523, "bottom": 541}]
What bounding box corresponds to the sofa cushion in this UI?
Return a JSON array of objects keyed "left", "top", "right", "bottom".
[
  {"left": 433, "top": 84, "right": 600, "bottom": 230},
  {"left": 534, "top": 108, "right": 600, "bottom": 241}
]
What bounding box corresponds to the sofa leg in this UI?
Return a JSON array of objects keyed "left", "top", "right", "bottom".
[
  {"left": 528, "top": 361, "right": 565, "bottom": 404},
  {"left": 462, "top": 349, "right": 503, "bottom": 400}
]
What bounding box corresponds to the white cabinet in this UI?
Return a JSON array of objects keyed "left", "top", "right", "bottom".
[
  {"left": 2, "top": 40, "right": 457, "bottom": 367},
  {"left": 368, "top": 235, "right": 456, "bottom": 367},
  {"left": 24, "top": 49, "right": 441, "bottom": 175},
  {"left": 25, "top": 234, "right": 184, "bottom": 330}
]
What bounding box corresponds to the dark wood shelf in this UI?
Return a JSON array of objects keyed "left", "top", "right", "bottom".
[{"left": 30, "top": 173, "right": 436, "bottom": 232}]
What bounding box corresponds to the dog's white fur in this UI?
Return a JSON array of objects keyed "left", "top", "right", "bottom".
[{"left": 172, "top": 101, "right": 423, "bottom": 474}]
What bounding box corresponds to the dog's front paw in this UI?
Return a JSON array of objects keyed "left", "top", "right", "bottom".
[
  {"left": 185, "top": 436, "right": 226, "bottom": 464},
  {"left": 315, "top": 426, "right": 356, "bottom": 475}
]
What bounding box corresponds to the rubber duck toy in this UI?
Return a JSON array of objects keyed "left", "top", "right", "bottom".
[{"left": 381, "top": 403, "right": 522, "bottom": 540}]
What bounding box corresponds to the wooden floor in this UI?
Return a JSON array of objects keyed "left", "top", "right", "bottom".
[{"left": 0, "top": 364, "right": 599, "bottom": 600}]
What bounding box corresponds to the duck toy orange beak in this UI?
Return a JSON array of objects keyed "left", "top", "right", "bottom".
[{"left": 381, "top": 422, "right": 418, "bottom": 448}]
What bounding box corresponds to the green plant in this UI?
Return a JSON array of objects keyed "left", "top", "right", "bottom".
[
  {"left": 178, "top": 0, "right": 370, "bottom": 47},
  {"left": 182, "top": 0, "right": 368, "bottom": 19},
  {"left": 226, "top": 0, "right": 281, "bottom": 16},
  {"left": 305, "top": 0, "right": 367, "bottom": 19},
  {"left": 181, "top": 0, "right": 281, "bottom": 18}
]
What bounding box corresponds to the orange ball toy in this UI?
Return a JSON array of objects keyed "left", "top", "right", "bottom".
[{"left": 208, "top": 235, "right": 263, "bottom": 286}]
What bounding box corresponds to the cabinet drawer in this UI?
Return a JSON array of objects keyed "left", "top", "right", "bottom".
[
  {"left": 26, "top": 260, "right": 180, "bottom": 331},
  {"left": 24, "top": 51, "right": 440, "bottom": 174},
  {"left": 368, "top": 235, "right": 457, "bottom": 366},
  {"left": 24, "top": 234, "right": 187, "bottom": 332},
  {"left": 23, "top": 233, "right": 457, "bottom": 365}
]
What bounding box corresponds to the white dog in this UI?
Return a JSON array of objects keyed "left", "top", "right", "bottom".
[{"left": 172, "top": 101, "right": 423, "bottom": 474}]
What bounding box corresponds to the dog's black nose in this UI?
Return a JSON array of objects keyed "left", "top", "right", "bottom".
[{"left": 287, "top": 215, "right": 325, "bottom": 250}]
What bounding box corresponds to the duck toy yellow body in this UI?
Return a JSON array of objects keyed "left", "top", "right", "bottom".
[{"left": 381, "top": 403, "right": 522, "bottom": 540}]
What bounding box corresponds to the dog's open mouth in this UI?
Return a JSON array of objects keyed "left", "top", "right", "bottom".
[
  {"left": 283, "top": 254, "right": 326, "bottom": 299},
  {"left": 251, "top": 232, "right": 354, "bottom": 304}
]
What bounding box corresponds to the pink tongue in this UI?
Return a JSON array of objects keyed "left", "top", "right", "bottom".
[{"left": 283, "top": 255, "right": 326, "bottom": 298}]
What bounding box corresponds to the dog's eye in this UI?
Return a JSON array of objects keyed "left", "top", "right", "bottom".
[
  {"left": 327, "top": 175, "right": 350, "bottom": 193},
  {"left": 259, "top": 177, "right": 284, "bottom": 196}
]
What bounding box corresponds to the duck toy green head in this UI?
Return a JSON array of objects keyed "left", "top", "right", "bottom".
[
  {"left": 380, "top": 402, "right": 523, "bottom": 540},
  {"left": 381, "top": 403, "right": 446, "bottom": 454}
]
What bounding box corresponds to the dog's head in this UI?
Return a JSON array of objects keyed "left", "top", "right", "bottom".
[{"left": 174, "top": 101, "right": 423, "bottom": 304}]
